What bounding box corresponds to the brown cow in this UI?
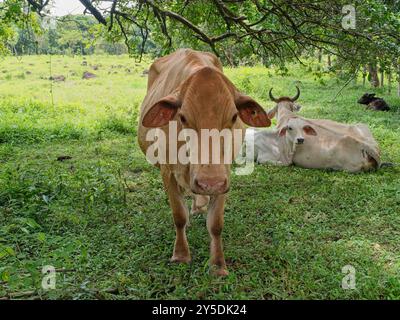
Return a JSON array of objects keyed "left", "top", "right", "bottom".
[{"left": 138, "top": 49, "right": 270, "bottom": 276}]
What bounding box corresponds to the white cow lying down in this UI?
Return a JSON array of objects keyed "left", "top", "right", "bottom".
[
  {"left": 245, "top": 116, "right": 381, "bottom": 173},
  {"left": 245, "top": 127, "right": 292, "bottom": 166}
]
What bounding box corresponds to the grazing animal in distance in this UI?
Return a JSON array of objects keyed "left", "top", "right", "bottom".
[
  {"left": 138, "top": 49, "right": 270, "bottom": 276},
  {"left": 358, "top": 93, "right": 390, "bottom": 111}
]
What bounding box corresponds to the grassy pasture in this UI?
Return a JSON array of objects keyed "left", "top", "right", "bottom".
[{"left": 0, "top": 54, "right": 399, "bottom": 299}]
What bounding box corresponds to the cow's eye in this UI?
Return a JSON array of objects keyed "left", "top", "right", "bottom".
[
  {"left": 179, "top": 114, "right": 187, "bottom": 124},
  {"left": 232, "top": 113, "right": 238, "bottom": 123},
  {"left": 288, "top": 127, "right": 293, "bottom": 131}
]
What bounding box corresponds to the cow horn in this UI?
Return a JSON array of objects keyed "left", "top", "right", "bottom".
[
  {"left": 291, "top": 86, "right": 301, "bottom": 101},
  {"left": 269, "top": 88, "right": 278, "bottom": 102}
]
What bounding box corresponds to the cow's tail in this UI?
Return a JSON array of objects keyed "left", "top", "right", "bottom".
[
  {"left": 362, "top": 143, "right": 381, "bottom": 170},
  {"left": 362, "top": 143, "right": 396, "bottom": 170},
  {"left": 380, "top": 162, "right": 396, "bottom": 168}
]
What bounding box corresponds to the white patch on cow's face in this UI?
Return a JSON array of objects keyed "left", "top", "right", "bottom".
[{"left": 285, "top": 118, "right": 305, "bottom": 146}]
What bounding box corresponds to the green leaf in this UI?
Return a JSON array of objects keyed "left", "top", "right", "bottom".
[
  {"left": 1, "top": 270, "right": 10, "bottom": 282},
  {"left": 20, "top": 227, "right": 30, "bottom": 234},
  {"left": 37, "top": 232, "right": 46, "bottom": 242},
  {"left": 0, "top": 246, "right": 15, "bottom": 259}
]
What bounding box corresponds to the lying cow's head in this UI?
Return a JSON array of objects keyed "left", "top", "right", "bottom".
[
  {"left": 279, "top": 118, "right": 317, "bottom": 147},
  {"left": 358, "top": 93, "right": 377, "bottom": 105},
  {"left": 142, "top": 67, "right": 271, "bottom": 195},
  {"left": 267, "top": 86, "right": 302, "bottom": 119}
]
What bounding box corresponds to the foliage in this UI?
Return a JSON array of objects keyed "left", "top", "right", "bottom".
[
  {"left": 4, "top": 1, "right": 400, "bottom": 80},
  {"left": 0, "top": 0, "right": 41, "bottom": 54},
  {"left": 12, "top": 14, "right": 132, "bottom": 55},
  {"left": 333, "top": 0, "right": 400, "bottom": 80},
  {"left": 65, "top": 1, "right": 400, "bottom": 68}
]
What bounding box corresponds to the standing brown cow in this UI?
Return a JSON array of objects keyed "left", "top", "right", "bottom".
[{"left": 138, "top": 49, "right": 270, "bottom": 276}]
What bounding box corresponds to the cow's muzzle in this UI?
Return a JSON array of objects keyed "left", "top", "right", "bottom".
[
  {"left": 192, "top": 177, "right": 229, "bottom": 195},
  {"left": 296, "top": 138, "right": 304, "bottom": 144}
]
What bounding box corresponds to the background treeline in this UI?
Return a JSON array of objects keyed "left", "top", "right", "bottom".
[
  {"left": 10, "top": 15, "right": 156, "bottom": 56},
  {"left": 0, "top": 0, "right": 399, "bottom": 94}
]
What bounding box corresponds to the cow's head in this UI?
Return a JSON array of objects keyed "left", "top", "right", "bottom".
[
  {"left": 358, "top": 93, "right": 376, "bottom": 105},
  {"left": 142, "top": 67, "right": 271, "bottom": 195},
  {"left": 267, "top": 86, "right": 302, "bottom": 119},
  {"left": 278, "top": 118, "right": 317, "bottom": 148}
]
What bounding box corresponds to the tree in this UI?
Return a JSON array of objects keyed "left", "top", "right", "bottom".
[
  {"left": 66, "top": 1, "right": 398, "bottom": 62},
  {"left": 5, "top": 0, "right": 400, "bottom": 95},
  {"left": 56, "top": 15, "right": 97, "bottom": 55},
  {"left": 73, "top": 0, "right": 400, "bottom": 96},
  {"left": 7, "top": 1, "right": 397, "bottom": 64},
  {"left": 0, "top": 0, "right": 41, "bottom": 54}
]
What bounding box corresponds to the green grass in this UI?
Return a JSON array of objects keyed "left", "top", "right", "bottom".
[{"left": 0, "top": 55, "right": 399, "bottom": 299}]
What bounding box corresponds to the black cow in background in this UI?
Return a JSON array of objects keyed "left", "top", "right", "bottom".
[{"left": 358, "top": 93, "right": 390, "bottom": 111}]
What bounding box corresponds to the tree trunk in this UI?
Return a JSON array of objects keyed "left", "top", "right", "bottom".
[
  {"left": 327, "top": 55, "right": 331, "bottom": 67},
  {"left": 353, "top": 69, "right": 358, "bottom": 85},
  {"left": 362, "top": 65, "right": 367, "bottom": 87},
  {"left": 318, "top": 48, "right": 322, "bottom": 63},
  {"left": 398, "top": 80, "right": 400, "bottom": 97},
  {"left": 388, "top": 67, "right": 392, "bottom": 94},
  {"left": 223, "top": 49, "right": 234, "bottom": 67},
  {"left": 398, "top": 63, "right": 400, "bottom": 97},
  {"left": 380, "top": 68, "right": 384, "bottom": 88},
  {"left": 368, "top": 64, "right": 380, "bottom": 87}
]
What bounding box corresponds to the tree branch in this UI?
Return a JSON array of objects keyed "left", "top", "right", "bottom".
[{"left": 79, "top": 0, "right": 107, "bottom": 25}]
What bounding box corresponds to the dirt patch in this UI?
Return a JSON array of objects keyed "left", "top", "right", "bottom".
[
  {"left": 49, "top": 75, "right": 66, "bottom": 82},
  {"left": 82, "top": 71, "right": 96, "bottom": 79},
  {"left": 57, "top": 156, "right": 72, "bottom": 162}
]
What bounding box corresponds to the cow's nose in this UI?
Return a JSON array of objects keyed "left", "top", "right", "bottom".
[
  {"left": 195, "top": 178, "right": 227, "bottom": 194},
  {"left": 297, "top": 138, "right": 304, "bottom": 144}
]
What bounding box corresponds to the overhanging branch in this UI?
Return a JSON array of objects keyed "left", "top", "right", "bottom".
[{"left": 79, "top": 0, "right": 107, "bottom": 25}]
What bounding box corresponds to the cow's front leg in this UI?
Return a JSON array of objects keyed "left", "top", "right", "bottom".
[
  {"left": 207, "top": 194, "right": 228, "bottom": 276},
  {"left": 163, "top": 173, "right": 191, "bottom": 263}
]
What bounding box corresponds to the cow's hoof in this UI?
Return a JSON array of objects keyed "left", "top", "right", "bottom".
[
  {"left": 211, "top": 267, "right": 229, "bottom": 277},
  {"left": 170, "top": 255, "right": 191, "bottom": 264}
]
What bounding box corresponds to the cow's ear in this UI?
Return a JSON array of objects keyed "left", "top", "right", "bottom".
[
  {"left": 369, "top": 93, "right": 376, "bottom": 97},
  {"left": 142, "top": 95, "right": 181, "bottom": 128},
  {"left": 294, "top": 103, "right": 302, "bottom": 112},
  {"left": 303, "top": 125, "right": 317, "bottom": 136},
  {"left": 267, "top": 106, "right": 277, "bottom": 119},
  {"left": 235, "top": 95, "right": 271, "bottom": 127},
  {"left": 279, "top": 126, "right": 288, "bottom": 136}
]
